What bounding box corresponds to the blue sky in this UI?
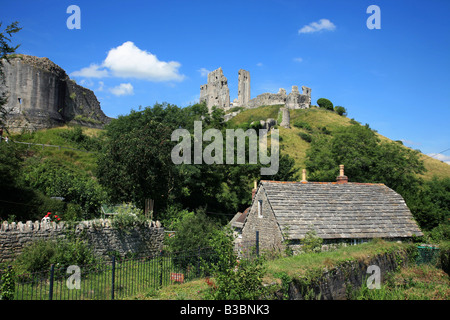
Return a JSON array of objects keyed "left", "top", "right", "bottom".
[{"left": 3, "top": 0, "right": 450, "bottom": 163}]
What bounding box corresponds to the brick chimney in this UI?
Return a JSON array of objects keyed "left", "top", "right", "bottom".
[
  {"left": 336, "top": 164, "right": 348, "bottom": 184},
  {"left": 252, "top": 180, "right": 257, "bottom": 200},
  {"left": 301, "top": 169, "right": 307, "bottom": 183}
]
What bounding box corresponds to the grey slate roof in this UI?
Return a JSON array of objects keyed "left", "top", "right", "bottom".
[{"left": 260, "top": 180, "right": 423, "bottom": 240}]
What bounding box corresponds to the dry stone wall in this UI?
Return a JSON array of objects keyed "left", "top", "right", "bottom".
[
  {"left": 287, "top": 249, "right": 410, "bottom": 300},
  {"left": 0, "top": 219, "right": 164, "bottom": 262}
]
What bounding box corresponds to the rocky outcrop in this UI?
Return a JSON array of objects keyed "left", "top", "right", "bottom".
[{"left": 0, "top": 54, "right": 111, "bottom": 132}]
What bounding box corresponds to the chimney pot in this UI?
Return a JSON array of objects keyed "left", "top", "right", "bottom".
[
  {"left": 301, "top": 169, "right": 307, "bottom": 183},
  {"left": 337, "top": 164, "right": 348, "bottom": 183},
  {"left": 252, "top": 180, "right": 258, "bottom": 200}
]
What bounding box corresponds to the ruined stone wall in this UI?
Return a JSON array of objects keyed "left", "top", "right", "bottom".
[
  {"left": 0, "top": 219, "right": 164, "bottom": 262},
  {"left": 0, "top": 55, "right": 110, "bottom": 132},
  {"left": 237, "top": 69, "right": 250, "bottom": 107},
  {"left": 199, "top": 67, "right": 230, "bottom": 112},
  {"left": 247, "top": 85, "right": 311, "bottom": 110},
  {"left": 200, "top": 68, "right": 311, "bottom": 113},
  {"left": 287, "top": 249, "right": 410, "bottom": 300}
]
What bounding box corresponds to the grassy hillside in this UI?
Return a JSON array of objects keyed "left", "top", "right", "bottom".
[
  {"left": 10, "top": 108, "right": 450, "bottom": 182},
  {"left": 11, "top": 125, "right": 103, "bottom": 176},
  {"left": 228, "top": 106, "right": 450, "bottom": 181}
]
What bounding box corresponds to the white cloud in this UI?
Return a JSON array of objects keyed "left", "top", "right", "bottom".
[
  {"left": 97, "top": 81, "right": 105, "bottom": 92},
  {"left": 298, "top": 19, "right": 336, "bottom": 34},
  {"left": 70, "top": 41, "right": 185, "bottom": 82},
  {"left": 293, "top": 57, "right": 303, "bottom": 63},
  {"left": 103, "top": 41, "right": 185, "bottom": 81},
  {"left": 428, "top": 153, "right": 450, "bottom": 165},
  {"left": 256, "top": 62, "right": 263, "bottom": 67},
  {"left": 109, "top": 83, "right": 134, "bottom": 96},
  {"left": 198, "top": 68, "right": 211, "bottom": 77},
  {"left": 70, "top": 63, "right": 108, "bottom": 78},
  {"left": 79, "top": 79, "right": 94, "bottom": 87}
]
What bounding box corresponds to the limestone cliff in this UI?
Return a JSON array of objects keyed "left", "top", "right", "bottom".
[{"left": 0, "top": 54, "right": 111, "bottom": 132}]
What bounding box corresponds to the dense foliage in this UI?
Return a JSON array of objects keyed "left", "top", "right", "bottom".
[
  {"left": 12, "top": 238, "right": 98, "bottom": 274},
  {"left": 0, "top": 21, "right": 21, "bottom": 128},
  {"left": 96, "top": 102, "right": 298, "bottom": 222},
  {"left": 316, "top": 98, "right": 334, "bottom": 111},
  {"left": 305, "top": 122, "right": 449, "bottom": 234}
]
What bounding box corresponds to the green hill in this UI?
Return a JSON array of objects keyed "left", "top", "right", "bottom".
[
  {"left": 11, "top": 125, "right": 103, "bottom": 176},
  {"left": 228, "top": 105, "right": 450, "bottom": 181}
]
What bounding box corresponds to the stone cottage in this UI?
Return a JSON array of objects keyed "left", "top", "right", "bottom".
[{"left": 239, "top": 166, "right": 423, "bottom": 253}]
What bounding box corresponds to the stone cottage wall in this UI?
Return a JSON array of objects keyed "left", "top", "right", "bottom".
[
  {"left": 241, "top": 186, "right": 284, "bottom": 252},
  {"left": 0, "top": 219, "right": 164, "bottom": 262}
]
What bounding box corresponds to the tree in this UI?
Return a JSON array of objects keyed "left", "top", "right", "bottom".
[
  {"left": 404, "top": 177, "right": 450, "bottom": 231},
  {"left": 317, "top": 98, "right": 333, "bottom": 111},
  {"left": 0, "top": 21, "right": 21, "bottom": 128},
  {"left": 334, "top": 106, "right": 347, "bottom": 116},
  {"left": 305, "top": 122, "right": 433, "bottom": 229},
  {"left": 305, "top": 123, "right": 425, "bottom": 190}
]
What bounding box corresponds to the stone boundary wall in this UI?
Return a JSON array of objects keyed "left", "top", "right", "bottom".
[
  {"left": 0, "top": 219, "right": 164, "bottom": 262},
  {"left": 287, "top": 250, "right": 410, "bottom": 300}
]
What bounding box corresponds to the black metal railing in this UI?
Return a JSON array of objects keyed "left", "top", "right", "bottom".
[{"left": 0, "top": 239, "right": 259, "bottom": 300}]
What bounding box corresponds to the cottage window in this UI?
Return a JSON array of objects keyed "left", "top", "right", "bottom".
[{"left": 258, "top": 200, "right": 263, "bottom": 218}]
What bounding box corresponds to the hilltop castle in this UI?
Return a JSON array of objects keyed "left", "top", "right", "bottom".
[{"left": 199, "top": 67, "right": 311, "bottom": 113}]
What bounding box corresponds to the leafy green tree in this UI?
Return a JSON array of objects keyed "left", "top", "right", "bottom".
[
  {"left": 20, "top": 158, "right": 105, "bottom": 219},
  {"left": 305, "top": 123, "right": 424, "bottom": 190},
  {"left": 334, "top": 106, "right": 347, "bottom": 116},
  {"left": 317, "top": 98, "right": 333, "bottom": 111},
  {"left": 0, "top": 21, "right": 21, "bottom": 128},
  {"left": 264, "top": 153, "right": 299, "bottom": 181},
  {"left": 405, "top": 177, "right": 450, "bottom": 231},
  {"left": 305, "top": 122, "right": 436, "bottom": 229},
  {"left": 205, "top": 226, "right": 267, "bottom": 300},
  {"left": 167, "top": 209, "right": 219, "bottom": 253}
]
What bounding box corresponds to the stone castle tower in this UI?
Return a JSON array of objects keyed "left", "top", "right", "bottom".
[{"left": 199, "top": 67, "right": 230, "bottom": 113}]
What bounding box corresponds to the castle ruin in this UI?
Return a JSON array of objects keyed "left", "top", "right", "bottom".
[{"left": 200, "top": 68, "right": 311, "bottom": 113}]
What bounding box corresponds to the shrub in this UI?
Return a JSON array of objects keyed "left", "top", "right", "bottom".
[
  {"left": 321, "top": 127, "right": 331, "bottom": 135},
  {"left": 0, "top": 267, "right": 15, "bottom": 300},
  {"left": 298, "top": 132, "right": 312, "bottom": 143},
  {"left": 334, "top": 106, "right": 347, "bottom": 116},
  {"left": 438, "top": 241, "right": 450, "bottom": 275},
  {"left": 58, "top": 126, "right": 102, "bottom": 151},
  {"left": 110, "top": 203, "right": 147, "bottom": 232},
  {"left": 293, "top": 120, "right": 312, "bottom": 132},
  {"left": 13, "top": 238, "right": 97, "bottom": 274},
  {"left": 167, "top": 210, "right": 219, "bottom": 254},
  {"left": 317, "top": 98, "right": 333, "bottom": 111},
  {"left": 300, "top": 229, "right": 323, "bottom": 253},
  {"left": 204, "top": 227, "right": 268, "bottom": 300}
]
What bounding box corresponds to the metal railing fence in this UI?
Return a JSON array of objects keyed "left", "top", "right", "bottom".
[{"left": 0, "top": 239, "right": 258, "bottom": 300}]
